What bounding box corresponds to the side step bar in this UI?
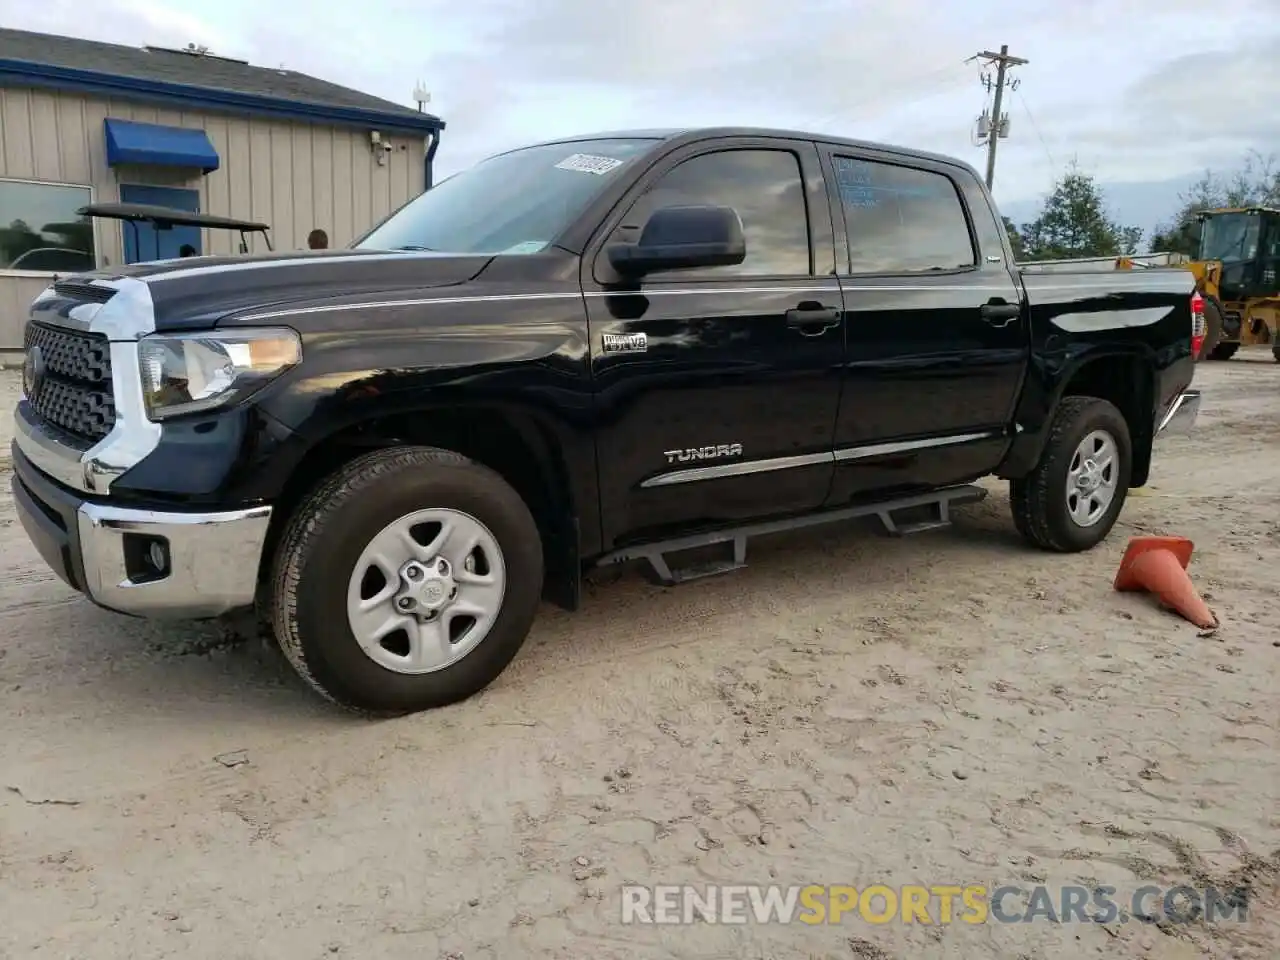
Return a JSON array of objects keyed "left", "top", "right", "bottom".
[{"left": 595, "top": 483, "right": 987, "bottom": 586}]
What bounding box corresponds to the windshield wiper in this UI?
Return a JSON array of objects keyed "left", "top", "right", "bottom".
[{"left": 391, "top": 244, "right": 437, "bottom": 252}]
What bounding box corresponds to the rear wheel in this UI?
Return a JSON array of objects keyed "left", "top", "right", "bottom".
[
  {"left": 1011, "top": 396, "right": 1132, "bottom": 553},
  {"left": 1199, "top": 296, "right": 1224, "bottom": 360},
  {"left": 1210, "top": 342, "right": 1239, "bottom": 361},
  {"left": 270, "top": 445, "right": 543, "bottom": 714}
]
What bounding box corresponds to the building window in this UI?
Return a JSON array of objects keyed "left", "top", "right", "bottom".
[{"left": 0, "top": 180, "right": 96, "bottom": 273}]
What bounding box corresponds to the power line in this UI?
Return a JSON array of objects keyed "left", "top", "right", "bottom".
[
  {"left": 971, "top": 44, "right": 1028, "bottom": 190},
  {"left": 1015, "top": 89, "right": 1055, "bottom": 172},
  {"left": 808, "top": 60, "right": 976, "bottom": 132}
]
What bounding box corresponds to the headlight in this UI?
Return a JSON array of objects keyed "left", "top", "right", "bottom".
[{"left": 138, "top": 327, "right": 301, "bottom": 420}]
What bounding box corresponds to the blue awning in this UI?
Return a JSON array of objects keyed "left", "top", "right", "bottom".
[{"left": 103, "top": 118, "right": 220, "bottom": 173}]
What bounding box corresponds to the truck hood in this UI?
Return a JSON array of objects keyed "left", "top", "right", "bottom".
[{"left": 70, "top": 249, "right": 495, "bottom": 332}]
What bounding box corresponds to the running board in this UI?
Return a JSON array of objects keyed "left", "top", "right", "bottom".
[{"left": 595, "top": 484, "right": 987, "bottom": 586}]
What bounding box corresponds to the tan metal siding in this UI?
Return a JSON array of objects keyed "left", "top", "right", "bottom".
[
  {"left": 203, "top": 115, "right": 233, "bottom": 256},
  {"left": 331, "top": 127, "right": 355, "bottom": 245},
  {"left": 0, "top": 274, "right": 47, "bottom": 354},
  {"left": 291, "top": 125, "right": 313, "bottom": 253},
  {"left": 0, "top": 86, "right": 427, "bottom": 347},
  {"left": 224, "top": 117, "right": 254, "bottom": 257},
  {"left": 310, "top": 127, "right": 335, "bottom": 250},
  {"left": 1, "top": 88, "right": 35, "bottom": 176}
]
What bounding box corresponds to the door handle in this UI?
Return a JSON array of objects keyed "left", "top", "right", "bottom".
[
  {"left": 785, "top": 304, "right": 841, "bottom": 336},
  {"left": 980, "top": 301, "right": 1020, "bottom": 327}
]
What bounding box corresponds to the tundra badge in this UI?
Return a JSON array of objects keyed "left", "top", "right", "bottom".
[
  {"left": 602, "top": 332, "right": 648, "bottom": 355},
  {"left": 663, "top": 443, "right": 744, "bottom": 465}
]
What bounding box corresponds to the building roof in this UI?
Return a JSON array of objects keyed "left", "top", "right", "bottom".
[{"left": 0, "top": 28, "right": 443, "bottom": 135}]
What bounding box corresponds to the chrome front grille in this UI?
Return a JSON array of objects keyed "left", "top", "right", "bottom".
[{"left": 23, "top": 320, "right": 116, "bottom": 447}]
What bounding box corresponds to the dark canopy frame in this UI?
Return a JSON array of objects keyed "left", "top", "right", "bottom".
[{"left": 76, "top": 202, "right": 273, "bottom": 260}]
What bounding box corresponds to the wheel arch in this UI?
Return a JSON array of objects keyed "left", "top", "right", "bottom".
[
  {"left": 260, "top": 401, "right": 589, "bottom": 611},
  {"left": 999, "top": 348, "right": 1156, "bottom": 487},
  {"left": 1054, "top": 351, "right": 1155, "bottom": 487}
]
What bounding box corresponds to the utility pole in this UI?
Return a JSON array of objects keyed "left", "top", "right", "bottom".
[{"left": 973, "top": 45, "right": 1028, "bottom": 190}]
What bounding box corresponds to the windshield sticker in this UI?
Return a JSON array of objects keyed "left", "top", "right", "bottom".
[{"left": 555, "top": 153, "right": 625, "bottom": 175}]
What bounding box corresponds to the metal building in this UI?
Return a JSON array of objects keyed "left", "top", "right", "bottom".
[{"left": 0, "top": 28, "right": 444, "bottom": 349}]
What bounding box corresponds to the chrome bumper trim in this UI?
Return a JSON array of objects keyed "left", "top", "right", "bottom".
[
  {"left": 1156, "top": 389, "right": 1200, "bottom": 436},
  {"left": 77, "top": 502, "right": 272, "bottom": 619},
  {"left": 13, "top": 401, "right": 92, "bottom": 492}
]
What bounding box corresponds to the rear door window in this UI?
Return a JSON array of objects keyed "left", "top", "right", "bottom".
[{"left": 831, "top": 156, "right": 975, "bottom": 274}]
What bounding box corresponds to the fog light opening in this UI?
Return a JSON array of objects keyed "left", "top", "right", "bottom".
[{"left": 122, "top": 533, "right": 171, "bottom": 583}]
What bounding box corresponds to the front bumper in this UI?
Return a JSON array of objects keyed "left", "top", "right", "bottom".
[
  {"left": 11, "top": 444, "right": 271, "bottom": 619},
  {"left": 1156, "top": 388, "right": 1201, "bottom": 437}
]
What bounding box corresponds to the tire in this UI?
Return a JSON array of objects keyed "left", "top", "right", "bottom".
[
  {"left": 1010, "top": 396, "right": 1132, "bottom": 553},
  {"left": 269, "top": 445, "right": 543, "bottom": 714},
  {"left": 1199, "top": 297, "right": 1224, "bottom": 360},
  {"left": 1210, "top": 342, "right": 1239, "bottom": 361}
]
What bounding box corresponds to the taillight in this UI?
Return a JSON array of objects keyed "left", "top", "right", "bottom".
[{"left": 1190, "top": 291, "right": 1206, "bottom": 359}]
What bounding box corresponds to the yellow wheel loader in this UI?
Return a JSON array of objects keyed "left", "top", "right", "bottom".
[{"left": 1190, "top": 206, "right": 1280, "bottom": 361}]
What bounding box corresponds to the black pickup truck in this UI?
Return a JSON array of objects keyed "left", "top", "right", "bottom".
[{"left": 12, "top": 127, "right": 1203, "bottom": 714}]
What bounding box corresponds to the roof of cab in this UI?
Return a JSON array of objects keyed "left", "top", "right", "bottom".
[{"left": 493, "top": 126, "right": 983, "bottom": 178}]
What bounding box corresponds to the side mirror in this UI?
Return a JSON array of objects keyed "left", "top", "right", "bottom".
[{"left": 607, "top": 204, "right": 746, "bottom": 277}]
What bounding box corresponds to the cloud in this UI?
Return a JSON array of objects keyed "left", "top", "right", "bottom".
[
  {"left": 1091, "top": 37, "right": 1280, "bottom": 157},
  {"left": 0, "top": 0, "right": 241, "bottom": 54},
  {"left": 1, "top": 0, "right": 1277, "bottom": 210}
]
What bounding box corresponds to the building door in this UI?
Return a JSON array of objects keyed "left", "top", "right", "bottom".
[
  {"left": 583, "top": 140, "right": 845, "bottom": 547},
  {"left": 119, "top": 184, "right": 202, "bottom": 263}
]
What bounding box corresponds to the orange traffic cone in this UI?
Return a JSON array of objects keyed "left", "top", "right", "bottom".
[{"left": 1113, "top": 536, "right": 1218, "bottom": 629}]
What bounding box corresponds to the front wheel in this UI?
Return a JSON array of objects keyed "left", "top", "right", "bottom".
[
  {"left": 1010, "top": 397, "right": 1132, "bottom": 552},
  {"left": 269, "top": 445, "right": 544, "bottom": 714}
]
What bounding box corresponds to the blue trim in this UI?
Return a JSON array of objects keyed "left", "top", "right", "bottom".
[
  {"left": 105, "top": 118, "right": 220, "bottom": 172},
  {"left": 0, "top": 58, "right": 445, "bottom": 136}
]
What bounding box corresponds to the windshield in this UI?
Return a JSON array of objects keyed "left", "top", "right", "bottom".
[
  {"left": 1198, "top": 213, "right": 1261, "bottom": 263},
  {"left": 355, "top": 138, "right": 658, "bottom": 255}
]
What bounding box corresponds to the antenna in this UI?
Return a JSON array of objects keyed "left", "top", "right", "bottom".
[
  {"left": 144, "top": 43, "right": 246, "bottom": 64},
  {"left": 412, "top": 83, "right": 431, "bottom": 113}
]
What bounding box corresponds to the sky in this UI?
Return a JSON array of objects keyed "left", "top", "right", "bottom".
[{"left": 2, "top": 0, "right": 1277, "bottom": 214}]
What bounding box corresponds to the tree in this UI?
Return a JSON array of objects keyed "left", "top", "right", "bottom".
[
  {"left": 0, "top": 218, "right": 44, "bottom": 266},
  {"left": 1149, "top": 151, "right": 1280, "bottom": 255},
  {"left": 1020, "top": 166, "right": 1142, "bottom": 260},
  {"left": 1002, "top": 216, "right": 1027, "bottom": 260},
  {"left": 1117, "top": 224, "right": 1143, "bottom": 256},
  {"left": 1221, "top": 150, "right": 1280, "bottom": 207}
]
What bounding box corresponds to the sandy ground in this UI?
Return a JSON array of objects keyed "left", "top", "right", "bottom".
[{"left": 1, "top": 355, "right": 1277, "bottom": 960}]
